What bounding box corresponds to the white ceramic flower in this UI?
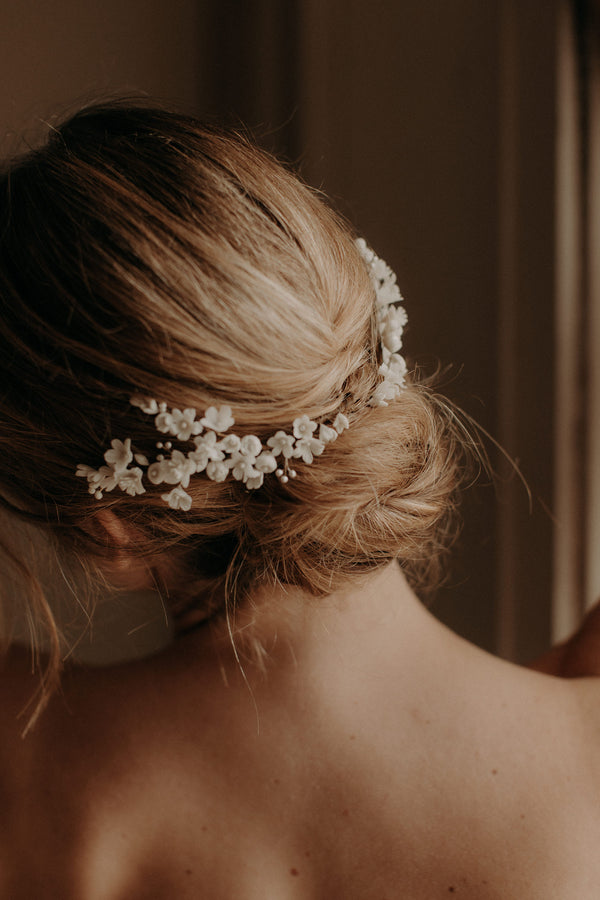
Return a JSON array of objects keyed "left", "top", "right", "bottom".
[
  {"left": 380, "top": 307, "right": 407, "bottom": 354},
  {"left": 130, "top": 395, "right": 159, "bottom": 415},
  {"left": 193, "top": 431, "right": 214, "bottom": 449},
  {"left": 384, "top": 355, "right": 408, "bottom": 386},
  {"left": 155, "top": 410, "right": 175, "bottom": 434},
  {"left": 369, "top": 380, "right": 399, "bottom": 407},
  {"left": 147, "top": 460, "right": 170, "bottom": 484},
  {"left": 292, "top": 415, "right": 317, "bottom": 440},
  {"left": 231, "top": 458, "right": 260, "bottom": 482},
  {"left": 227, "top": 433, "right": 266, "bottom": 483},
  {"left": 200, "top": 405, "right": 235, "bottom": 432},
  {"left": 94, "top": 465, "right": 121, "bottom": 490},
  {"left": 377, "top": 277, "right": 402, "bottom": 308},
  {"left": 293, "top": 436, "right": 325, "bottom": 464},
  {"left": 162, "top": 485, "right": 192, "bottom": 511},
  {"left": 318, "top": 424, "right": 338, "bottom": 444},
  {"left": 267, "top": 431, "right": 296, "bottom": 458},
  {"left": 230, "top": 438, "right": 261, "bottom": 481},
  {"left": 355, "top": 237, "right": 374, "bottom": 264},
  {"left": 254, "top": 451, "right": 277, "bottom": 474},
  {"left": 171, "top": 408, "right": 202, "bottom": 441},
  {"left": 117, "top": 467, "right": 146, "bottom": 496},
  {"left": 245, "top": 473, "right": 264, "bottom": 490},
  {"left": 206, "top": 460, "right": 230, "bottom": 482},
  {"left": 219, "top": 434, "right": 241, "bottom": 454},
  {"left": 357, "top": 239, "right": 407, "bottom": 391},
  {"left": 333, "top": 413, "right": 350, "bottom": 434},
  {"left": 159, "top": 462, "right": 182, "bottom": 486},
  {"left": 104, "top": 438, "right": 133, "bottom": 473},
  {"left": 375, "top": 254, "right": 388, "bottom": 281},
  {"left": 240, "top": 435, "right": 262, "bottom": 457},
  {"left": 187, "top": 449, "right": 209, "bottom": 473},
  {"left": 189, "top": 431, "right": 225, "bottom": 472},
  {"left": 157, "top": 450, "right": 195, "bottom": 488},
  {"left": 76, "top": 464, "right": 119, "bottom": 495},
  {"left": 75, "top": 464, "right": 96, "bottom": 480}
]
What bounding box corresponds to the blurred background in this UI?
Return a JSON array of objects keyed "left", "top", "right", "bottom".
[{"left": 1, "top": 0, "right": 598, "bottom": 663}]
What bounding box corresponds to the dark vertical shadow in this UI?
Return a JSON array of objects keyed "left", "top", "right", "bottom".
[{"left": 198, "top": 0, "right": 301, "bottom": 159}]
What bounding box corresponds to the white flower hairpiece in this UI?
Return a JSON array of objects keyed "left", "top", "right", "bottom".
[
  {"left": 76, "top": 240, "right": 407, "bottom": 509},
  {"left": 355, "top": 238, "right": 408, "bottom": 407}
]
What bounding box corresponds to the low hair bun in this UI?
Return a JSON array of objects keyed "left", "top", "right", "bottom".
[{"left": 240, "top": 387, "right": 469, "bottom": 596}]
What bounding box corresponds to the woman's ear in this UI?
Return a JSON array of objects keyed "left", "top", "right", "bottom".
[
  {"left": 89, "top": 510, "right": 157, "bottom": 590},
  {"left": 94, "top": 509, "right": 134, "bottom": 547}
]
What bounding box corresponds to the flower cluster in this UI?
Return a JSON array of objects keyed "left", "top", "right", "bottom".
[
  {"left": 355, "top": 238, "right": 408, "bottom": 406},
  {"left": 77, "top": 400, "right": 350, "bottom": 510},
  {"left": 76, "top": 239, "right": 408, "bottom": 510}
]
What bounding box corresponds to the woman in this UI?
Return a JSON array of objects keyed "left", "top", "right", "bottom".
[{"left": 0, "top": 100, "right": 599, "bottom": 898}]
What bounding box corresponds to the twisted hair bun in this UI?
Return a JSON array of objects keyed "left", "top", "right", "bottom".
[{"left": 0, "top": 101, "right": 474, "bottom": 694}]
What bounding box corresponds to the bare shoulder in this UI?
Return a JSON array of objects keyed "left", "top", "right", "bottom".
[
  {"left": 479, "top": 660, "right": 600, "bottom": 892},
  {"left": 0, "top": 646, "right": 67, "bottom": 898},
  {"left": 0, "top": 647, "right": 173, "bottom": 898},
  {"left": 390, "top": 619, "right": 600, "bottom": 895},
  {"left": 0, "top": 636, "right": 288, "bottom": 898},
  {"left": 506, "top": 672, "right": 600, "bottom": 896}
]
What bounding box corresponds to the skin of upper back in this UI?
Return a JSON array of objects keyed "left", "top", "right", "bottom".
[{"left": 2, "top": 565, "right": 600, "bottom": 899}]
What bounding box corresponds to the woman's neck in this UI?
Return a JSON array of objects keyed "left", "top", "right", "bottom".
[{"left": 186, "top": 561, "right": 428, "bottom": 689}]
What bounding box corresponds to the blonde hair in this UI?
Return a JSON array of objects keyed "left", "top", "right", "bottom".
[{"left": 0, "top": 100, "right": 473, "bottom": 721}]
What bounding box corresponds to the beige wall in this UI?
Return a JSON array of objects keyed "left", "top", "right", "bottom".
[{"left": 0, "top": 1, "right": 202, "bottom": 151}]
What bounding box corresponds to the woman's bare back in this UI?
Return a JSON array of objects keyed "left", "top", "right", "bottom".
[{"left": 2, "top": 565, "right": 600, "bottom": 899}]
